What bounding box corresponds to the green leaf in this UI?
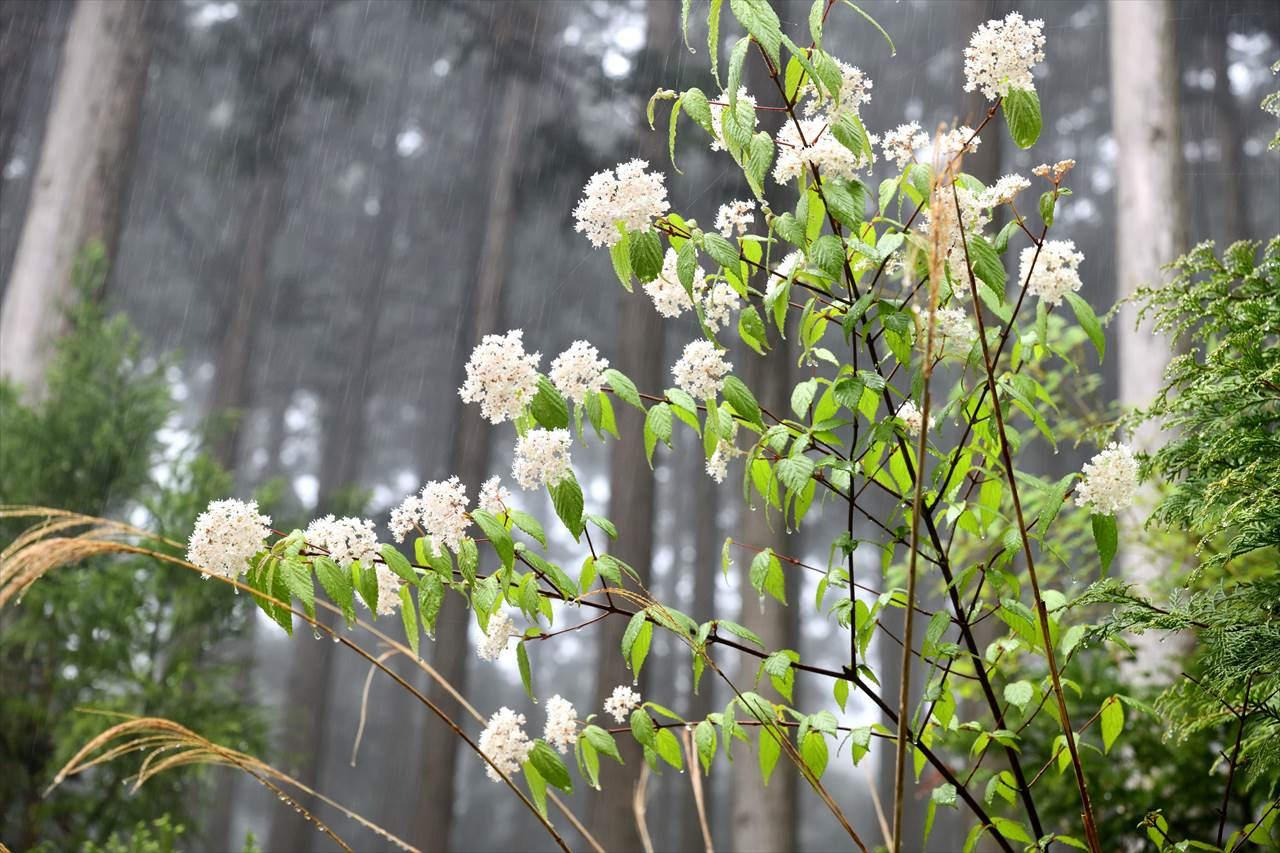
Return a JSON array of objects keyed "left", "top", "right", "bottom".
[
  {"left": 354, "top": 562, "right": 380, "bottom": 616},
  {"left": 380, "top": 544, "right": 417, "bottom": 584},
  {"left": 655, "top": 728, "right": 684, "bottom": 769},
  {"left": 775, "top": 455, "right": 816, "bottom": 493},
  {"left": 830, "top": 113, "right": 870, "bottom": 160},
  {"left": 550, "top": 476, "right": 584, "bottom": 539},
  {"left": 967, "top": 233, "right": 1006, "bottom": 296},
  {"left": 757, "top": 726, "right": 781, "bottom": 785},
  {"left": 708, "top": 0, "right": 724, "bottom": 85},
  {"left": 729, "top": 0, "right": 782, "bottom": 67},
  {"left": 1064, "top": 291, "right": 1105, "bottom": 360},
  {"left": 517, "top": 640, "right": 534, "bottom": 698},
  {"left": 529, "top": 740, "right": 573, "bottom": 793},
  {"left": 471, "top": 510, "right": 514, "bottom": 570},
  {"left": 694, "top": 720, "right": 717, "bottom": 773},
  {"left": 1100, "top": 695, "right": 1124, "bottom": 753},
  {"left": 744, "top": 132, "right": 774, "bottom": 198},
  {"left": 623, "top": 611, "right": 654, "bottom": 676},
  {"left": 931, "top": 782, "right": 957, "bottom": 809},
  {"left": 584, "top": 724, "right": 623, "bottom": 763},
  {"left": 314, "top": 556, "right": 355, "bottom": 625},
  {"left": 631, "top": 230, "right": 664, "bottom": 283},
  {"left": 531, "top": 376, "right": 570, "bottom": 429},
  {"left": 630, "top": 707, "right": 656, "bottom": 747},
  {"left": 417, "top": 572, "right": 443, "bottom": 636},
  {"left": 279, "top": 558, "right": 315, "bottom": 619},
  {"left": 1091, "top": 513, "right": 1118, "bottom": 575},
  {"left": 609, "top": 231, "right": 632, "bottom": 290},
  {"left": 721, "top": 374, "right": 763, "bottom": 428},
  {"left": 682, "top": 87, "right": 714, "bottom": 135},
  {"left": 749, "top": 549, "right": 786, "bottom": 605},
  {"left": 810, "top": 234, "right": 845, "bottom": 278},
  {"left": 604, "top": 368, "right": 643, "bottom": 410},
  {"left": 702, "top": 232, "right": 740, "bottom": 269},
  {"left": 717, "top": 619, "right": 764, "bottom": 648},
  {"left": 524, "top": 761, "right": 548, "bottom": 816},
  {"left": 1004, "top": 680, "right": 1034, "bottom": 711},
  {"left": 1039, "top": 190, "right": 1057, "bottom": 228},
  {"left": 1003, "top": 87, "right": 1042, "bottom": 149},
  {"left": 822, "top": 176, "right": 866, "bottom": 228},
  {"left": 508, "top": 509, "right": 547, "bottom": 548},
  {"left": 800, "top": 731, "right": 828, "bottom": 779},
  {"left": 399, "top": 585, "right": 419, "bottom": 657},
  {"left": 644, "top": 403, "right": 674, "bottom": 466}
]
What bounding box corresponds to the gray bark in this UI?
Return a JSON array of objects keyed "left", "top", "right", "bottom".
[
  {"left": 1108, "top": 0, "right": 1187, "bottom": 676},
  {"left": 0, "top": 0, "right": 152, "bottom": 394}
]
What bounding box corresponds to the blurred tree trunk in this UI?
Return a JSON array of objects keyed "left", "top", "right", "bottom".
[
  {"left": 730, "top": 350, "right": 797, "bottom": 853},
  {"left": 266, "top": 51, "right": 414, "bottom": 853},
  {"left": 0, "top": 0, "right": 152, "bottom": 395},
  {"left": 411, "top": 6, "right": 534, "bottom": 848},
  {"left": 679, "top": 469, "right": 721, "bottom": 853},
  {"left": 1108, "top": 0, "right": 1187, "bottom": 675},
  {"left": 585, "top": 2, "right": 673, "bottom": 848},
  {"left": 1207, "top": 7, "right": 1250, "bottom": 241}
]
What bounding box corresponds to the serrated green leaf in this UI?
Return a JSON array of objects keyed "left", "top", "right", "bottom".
[
  {"left": 1064, "top": 291, "right": 1105, "bottom": 361},
  {"left": 631, "top": 230, "right": 664, "bottom": 283},
  {"left": 1003, "top": 87, "right": 1042, "bottom": 149}
]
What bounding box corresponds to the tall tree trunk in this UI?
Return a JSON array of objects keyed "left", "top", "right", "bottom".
[
  {"left": 1207, "top": 7, "right": 1250, "bottom": 241},
  {"left": 730, "top": 351, "right": 797, "bottom": 853},
  {"left": 586, "top": 3, "right": 674, "bottom": 848},
  {"left": 410, "top": 14, "right": 532, "bottom": 848},
  {"left": 206, "top": 173, "right": 287, "bottom": 472},
  {"left": 0, "top": 0, "right": 152, "bottom": 394},
  {"left": 266, "top": 52, "right": 415, "bottom": 853},
  {"left": 1108, "top": 0, "right": 1187, "bottom": 675}
]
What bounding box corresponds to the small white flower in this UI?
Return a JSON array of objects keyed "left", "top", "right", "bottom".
[
  {"left": 373, "top": 565, "right": 401, "bottom": 616},
  {"left": 920, "top": 184, "right": 990, "bottom": 279},
  {"left": 512, "top": 428, "right": 573, "bottom": 490},
  {"left": 477, "top": 610, "right": 518, "bottom": 661},
  {"left": 187, "top": 499, "right": 271, "bottom": 580},
  {"left": 644, "top": 248, "right": 704, "bottom": 318},
  {"left": 897, "top": 401, "right": 932, "bottom": 437},
  {"left": 304, "top": 515, "right": 378, "bottom": 568},
  {"left": 800, "top": 59, "right": 873, "bottom": 120},
  {"left": 701, "top": 280, "right": 741, "bottom": 333},
  {"left": 543, "top": 695, "right": 579, "bottom": 753},
  {"left": 706, "top": 438, "right": 743, "bottom": 483},
  {"left": 573, "top": 159, "right": 669, "bottom": 247},
  {"left": 478, "top": 707, "right": 534, "bottom": 782},
  {"left": 1075, "top": 442, "right": 1139, "bottom": 516},
  {"left": 672, "top": 340, "right": 732, "bottom": 401},
  {"left": 604, "top": 685, "right": 642, "bottom": 724},
  {"left": 1021, "top": 240, "right": 1085, "bottom": 306},
  {"left": 964, "top": 12, "right": 1046, "bottom": 100},
  {"left": 881, "top": 122, "right": 930, "bottom": 171},
  {"left": 983, "top": 174, "right": 1031, "bottom": 206},
  {"left": 550, "top": 340, "right": 609, "bottom": 404},
  {"left": 714, "top": 199, "right": 756, "bottom": 237},
  {"left": 478, "top": 476, "right": 511, "bottom": 514},
  {"left": 932, "top": 306, "right": 978, "bottom": 356},
  {"left": 774, "top": 117, "right": 874, "bottom": 184},
  {"left": 388, "top": 493, "right": 424, "bottom": 544},
  {"left": 420, "top": 476, "right": 471, "bottom": 553},
  {"left": 934, "top": 126, "right": 983, "bottom": 163},
  {"left": 458, "top": 329, "right": 541, "bottom": 424}
]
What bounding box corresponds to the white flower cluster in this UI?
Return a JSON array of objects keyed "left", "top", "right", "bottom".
[
  {"left": 963, "top": 12, "right": 1046, "bottom": 100},
  {"left": 881, "top": 122, "right": 929, "bottom": 171},
  {"left": 934, "top": 306, "right": 978, "bottom": 356},
  {"left": 702, "top": 281, "right": 741, "bottom": 333},
  {"left": 604, "top": 685, "right": 642, "bottom": 724},
  {"left": 187, "top": 499, "right": 271, "bottom": 580},
  {"left": 672, "top": 340, "right": 732, "bottom": 401},
  {"left": 390, "top": 476, "right": 471, "bottom": 551},
  {"left": 1021, "top": 239, "right": 1085, "bottom": 305},
  {"left": 458, "top": 329, "right": 541, "bottom": 424},
  {"left": 715, "top": 199, "right": 756, "bottom": 237},
  {"left": 897, "top": 401, "right": 932, "bottom": 437},
  {"left": 1033, "top": 159, "right": 1076, "bottom": 180},
  {"left": 774, "top": 117, "right": 874, "bottom": 184},
  {"left": 550, "top": 340, "right": 608, "bottom": 404},
  {"left": 706, "top": 438, "right": 744, "bottom": 483},
  {"left": 477, "top": 476, "right": 510, "bottom": 514},
  {"left": 573, "top": 159, "right": 669, "bottom": 247},
  {"left": 1075, "top": 442, "right": 1139, "bottom": 515},
  {"left": 645, "top": 248, "right": 701, "bottom": 318},
  {"left": 800, "top": 59, "right": 873, "bottom": 120},
  {"left": 304, "top": 515, "right": 378, "bottom": 568},
  {"left": 371, "top": 565, "right": 402, "bottom": 616},
  {"left": 543, "top": 695, "right": 579, "bottom": 753},
  {"left": 512, "top": 428, "right": 573, "bottom": 490},
  {"left": 478, "top": 707, "right": 534, "bottom": 782},
  {"left": 984, "top": 174, "right": 1031, "bottom": 206},
  {"left": 920, "top": 185, "right": 990, "bottom": 278},
  {"left": 477, "top": 610, "right": 518, "bottom": 661},
  {"left": 934, "top": 126, "right": 983, "bottom": 164},
  {"left": 710, "top": 87, "right": 757, "bottom": 152}
]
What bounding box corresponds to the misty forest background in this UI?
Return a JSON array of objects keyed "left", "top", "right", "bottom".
[{"left": 0, "top": 0, "right": 1277, "bottom": 851}]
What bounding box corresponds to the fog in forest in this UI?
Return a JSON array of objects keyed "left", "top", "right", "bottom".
[{"left": 1, "top": 1, "right": 1277, "bottom": 851}]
